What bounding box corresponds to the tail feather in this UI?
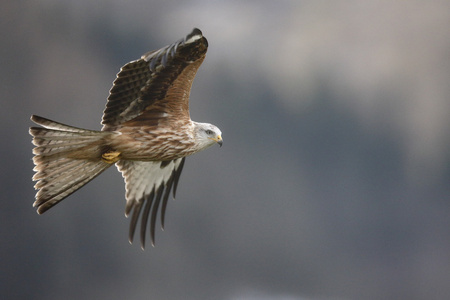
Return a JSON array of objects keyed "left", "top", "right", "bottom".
[
  {"left": 31, "top": 115, "right": 98, "bottom": 133},
  {"left": 34, "top": 160, "right": 109, "bottom": 214},
  {"left": 33, "top": 157, "right": 83, "bottom": 183},
  {"left": 30, "top": 115, "right": 113, "bottom": 214},
  {"left": 33, "top": 157, "right": 101, "bottom": 189}
]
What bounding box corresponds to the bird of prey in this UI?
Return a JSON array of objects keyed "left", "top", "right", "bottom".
[{"left": 29, "top": 28, "right": 222, "bottom": 249}]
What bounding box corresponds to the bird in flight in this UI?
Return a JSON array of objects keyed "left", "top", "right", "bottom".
[{"left": 29, "top": 28, "right": 222, "bottom": 249}]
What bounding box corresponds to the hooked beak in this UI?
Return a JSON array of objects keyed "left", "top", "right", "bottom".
[{"left": 211, "top": 135, "right": 223, "bottom": 147}]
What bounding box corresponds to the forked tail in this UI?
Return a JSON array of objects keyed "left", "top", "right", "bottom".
[{"left": 29, "top": 115, "right": 113, "bottom": 214}]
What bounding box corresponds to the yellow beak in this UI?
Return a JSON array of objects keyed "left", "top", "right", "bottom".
[{"left": 210, "top": 135, "right": 223, "bottom": 147}]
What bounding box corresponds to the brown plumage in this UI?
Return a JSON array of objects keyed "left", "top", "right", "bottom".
[{"left": 30, "top": 28, "right": 223, "bottom": 249}]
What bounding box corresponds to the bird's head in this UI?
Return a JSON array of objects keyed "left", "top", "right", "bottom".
[{"left": 193, "top": 122, "right": 223, "bottom": 150}]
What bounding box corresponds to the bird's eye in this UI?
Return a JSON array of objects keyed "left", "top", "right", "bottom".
[{"left": 205, "top": 130, "right": 213, "bottom": 135}]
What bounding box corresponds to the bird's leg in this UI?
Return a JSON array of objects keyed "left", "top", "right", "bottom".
[{"left": 102, "top": 151, "right": 121, "bottom": 164}]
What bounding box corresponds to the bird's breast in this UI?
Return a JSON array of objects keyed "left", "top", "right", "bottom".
[{"left": 110, "top": 126, "right": 197, "bottom": 161}]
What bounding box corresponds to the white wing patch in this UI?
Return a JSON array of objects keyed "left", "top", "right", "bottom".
[
  {"left": 116, "top": 158, "right": 185, "bottom": 248},
  {"left": 185, "top": 33, "right": 202, "bottom": 44}
]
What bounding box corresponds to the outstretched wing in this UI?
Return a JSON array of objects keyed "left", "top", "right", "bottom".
[
  {"left": 102, "top": 28, "right": 208, "bottom": 131},
  {"left": 116, "top": 158, "right": 185, "bottom": 249}
]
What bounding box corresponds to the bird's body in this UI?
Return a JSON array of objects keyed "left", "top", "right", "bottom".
[
  {"left": 108, "top": 121, "right": 198, "bottom": 161},
  {"left": 29, "top": 28, "right": 222, "bottom": 248}
]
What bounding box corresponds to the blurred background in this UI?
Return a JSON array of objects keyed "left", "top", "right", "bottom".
[{"left": 1, "top": 1, "right": 450, "bottom": 299}]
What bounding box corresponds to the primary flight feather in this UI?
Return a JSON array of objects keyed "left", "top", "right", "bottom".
[{"left": 29, "top": 28, "right": 222, "bottom": 249}]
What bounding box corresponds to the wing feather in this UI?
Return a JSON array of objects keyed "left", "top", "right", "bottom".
[
  {"left": 149, "top": 185, "right": 165, "bottom": 247},
  {"left": 139, "top": 189, "right": 154, "bottom": 248},
  {"left": 116, "top": 158, "right": 185, "bottom": 249},
  {"left": 102, "top": 28, "right": 208, "bottom": 130}
]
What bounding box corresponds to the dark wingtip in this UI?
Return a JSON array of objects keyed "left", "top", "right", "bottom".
[
  {"left": 184, "top": 28, "right": 208, "bottom": 48},
  {"left": 139, "top": 191, "right": 154, "bottom": 250},
  {"left": 191, "top": 28, "right": 202, "bottom": 35},
  {"left": 128, "top": 201, "right": 143, "bottom": 247}
]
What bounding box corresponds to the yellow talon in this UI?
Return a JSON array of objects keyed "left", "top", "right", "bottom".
[{"left": 102, "top": 151, "right": 121, "bottom": 164}]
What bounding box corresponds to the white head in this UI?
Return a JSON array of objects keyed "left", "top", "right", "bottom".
[{"left": 193, "top": 122, "right": 223, "bottom": 151}]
